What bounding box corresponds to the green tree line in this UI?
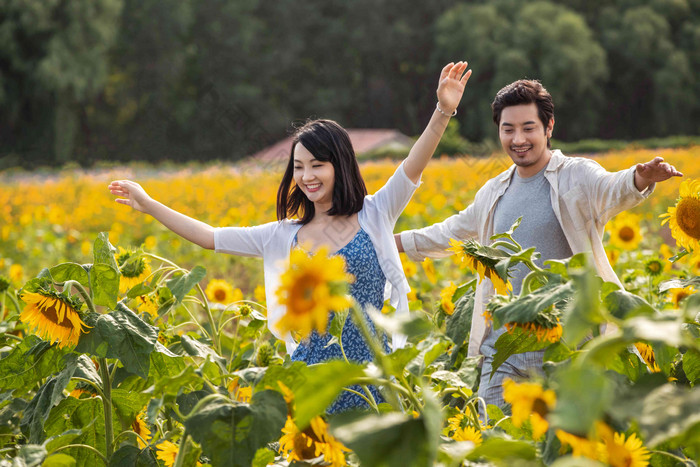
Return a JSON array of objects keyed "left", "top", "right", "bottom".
[{"left": 0, "top": 0, "right": 698, "bottom": 167}]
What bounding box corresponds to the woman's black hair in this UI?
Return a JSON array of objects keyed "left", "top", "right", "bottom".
[{"left": 276, "top": 119, "right": 367, "bottom": 224}]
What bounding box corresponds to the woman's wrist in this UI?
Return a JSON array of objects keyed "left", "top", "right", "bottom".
[{"left": 436, "top": 101, "right": 457, "bottom": 117}]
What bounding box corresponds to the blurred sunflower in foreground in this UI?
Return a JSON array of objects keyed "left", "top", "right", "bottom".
[
  {"left": 19, "top": 288, "right": 89, "bottom": 348},
  {"left": 660, "top": 178, "right": 700, "bottom": 252},
  {"left": 275, "top": 246, "right": 353, "bottom": 339},
  {"left": 115, "top": 247, "right": 151, "bottom": 294},
  {"left": 502, "top": 379, "right": 555, "bottom": 440},
  {"left": 558, "top": 422, "right": 650, "bottom": 467}
]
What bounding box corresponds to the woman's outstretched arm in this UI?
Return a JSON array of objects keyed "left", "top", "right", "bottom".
[
  {"left": 108, "top": 180, "right": 215, "bottom": 250},
  {"left": 402, "top": 61, "right": 472, "bottom": 184}
]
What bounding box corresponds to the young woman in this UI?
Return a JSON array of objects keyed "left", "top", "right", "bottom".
[{"left": 108, "top": 61, "right": 472, "bottom": 412}]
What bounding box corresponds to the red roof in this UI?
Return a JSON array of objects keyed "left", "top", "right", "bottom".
[{"left": 250, "top": 129, "right": 412, "bottom": 162}]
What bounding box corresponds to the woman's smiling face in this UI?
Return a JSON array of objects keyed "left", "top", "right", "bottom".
[{"left": 293, "top": 143, "right": 335, "bottom": 207}]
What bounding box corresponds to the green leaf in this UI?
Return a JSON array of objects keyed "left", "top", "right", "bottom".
[
  {"left": 492, "top": 282, "right": 572, "bottom": 329},
  {"left": 562, "top": 269, "right": 605, "bottom": 346},
  {"left": 21, "top": 353, "right": 80, "bottom": 443},
  {"left": 384, "top": 347, "right": 420, "bottom": 377},
  {"left": 329, "top": 309, "right": 349, "bottom": 340},
  {"left": 406, "top": 335, "right": 450, "bottom": 377},
  {"left": 126, "top": 283, "right": 155, "bottom": 299},
  {"left": 0, "top": 336, "right": 70, "bottom": 396},
  {"left": 77, "top": 304, "right": 157, "bottom": 378},
  {"left": 639, "top": 383, "right": 700, "bottom": 448},
  {"left": 44, "top": 398, "right": 107, "bottom": 466},
  {"left": 41, "top": 453, "right": 76, "bottom": 467},
  {"left": 369, "top": 309, "right": 432, "bottom": 341},
  {"left": 179, "top": 335, "right": 226, "bottom": 370},
  {"left": 549, "top": 365, "right": 612, "bottom": 434},
  {"left": 604, "top": 290, "right": 655, "bottom": 319},
  {"left": 13, "top": 444, "right": 48, "bottom": 467},
  {"left": 466, "top": 436, "right": 537, "bottom": 463},
  {"left": 184, "top": 390, "right": 287, "bottom": 467},
  {"left": 622, "top": 314, "right": 691, "bottom": 349},
  {"left": 93, "top": 232, "right": 119, "bottom": 270},
  {"left": 491, "top": 327, "right": 551, "bottom": 377},
  {"left": 108, "top": 445, "right": 158, "bottom": 467},
  {"left": 293, "top": 360, "right": 366, "bottom": 429},
  {"left": 166, "top": 266, "right": 206, "bottom": 303},
  {"left": 251, "top": 447, "right": 276, "bottom": 467},
  {"left": 251, "top": 361, "right": 308, "bottom": 394},
  {"left": 683, "top": 348, "right": 700, "bottom": 385},
  {"left": 331, "top": 412, "right": 433, "bottom": 467},
  {"left": 90, "top": 263, "right": 120, "bottom": 309},
  {"left": 446, "top": 292, "right": 474, "bottom": 346},
  {"left": 46, "top": 263, "right": 90, "bottom": 288}
]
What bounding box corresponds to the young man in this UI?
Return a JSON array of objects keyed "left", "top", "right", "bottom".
[{"left": 395, "top": 79, "right": 682, "bottom": 409}]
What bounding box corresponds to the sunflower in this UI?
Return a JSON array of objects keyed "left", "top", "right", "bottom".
[
  {"left": 228, "top": 378, "right": 253, "bottom": 403},
  {"left": 279, "top": 415, "right": 350, "bottom": 467},
  {"left": 502, "top": 379, "right": 556, "bottom": 440},
  {"left": 422, "top": 258, "right": 437, "bottom": 284},
  {"left": 254, "top": 284, "right": 266, "bottom": 304},
  {"left": 115, "top": 247, "right": 151, "bottom": 294},
  {"left": 556, "top": 429, "right": 599, "bottom": 459},
  {"left": 131, "top": 412, "right": 151, "bottom": 449},
  {"left": 136, "top": 294, "right": 159, "bottom": 318},
  {"left": 19, "top": 290, "right": 89, "bottom": 348},
  {"left": 667, "top": 286, "right": 695, "bottom": 308},
  {"left": 447, "top": 412, "right": 468, "bottom": 432},
  {"left": 205, "top": 279, "right": 241, "bottom": 305},
  {"left": 453, "top": 425, "right": 482, "bottom": 446},
  {"left": 606, "top": 248, "right": 620, "bottom": 267},
  {"left": 634, "top": 343, "right": 660, "bottom": 373},
  {"left": 448, "top": 239, "right": 511, "bottom": 295},
  {"left": 644, "top": 258, "right": 664, "bottom": 276},
  {"left": 440, "top": 282, "right": 458, "bottom": 315},
  {"left": 505, "top": 320, "right": 563, "bottom": 344},
  {"left": 596, "top": 423, "right": 650, "bottom": 467},
  {"left": 156, "top": 440, "right": 179, "bottom": 467},
  {"left": 608, "top": 213, "right": 643, "bottom": 250},
  {"left": 9, "top": 263, "right": 23, "bottom": 284},
  {"left": 401, "top": 254, "right": 418, "bottom": 277},
  {"left": 660, "top": 178, "right": 700, "bottom": 252},
  {"left": 275, "top": 246, "right": 353, "bottom": 339}
]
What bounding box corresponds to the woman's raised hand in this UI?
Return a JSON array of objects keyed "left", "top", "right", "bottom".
[
  {"left": 108, "top": 180, "right": 152, "bottom": 213},
  {"left": 436, "top": 61, "right": 472, "bottom": 115}
]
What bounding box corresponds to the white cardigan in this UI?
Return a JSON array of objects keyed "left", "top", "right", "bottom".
[{"left": 215, "top": 162, "right": 420, "bottom": 353}]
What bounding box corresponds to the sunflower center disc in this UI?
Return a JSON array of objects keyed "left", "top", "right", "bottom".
[
  {"left": 676, "top": 197, "right": 700, "bottom": 240},
  {"left": 618, "top": 226, "right": 636, "bottom": 242}
]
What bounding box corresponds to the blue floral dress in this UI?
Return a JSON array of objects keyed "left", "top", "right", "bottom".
[{"left": 291, "top": 228, "right": 390, "bottom": 413}]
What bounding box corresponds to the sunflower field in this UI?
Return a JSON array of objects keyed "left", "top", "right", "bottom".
[{"left": 1, "top": 147, "right": 699, "bottom": 466}]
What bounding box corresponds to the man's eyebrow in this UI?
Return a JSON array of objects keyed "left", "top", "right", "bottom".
[{"left": 501, "top": 121, "right": 537, "bottom": 127}]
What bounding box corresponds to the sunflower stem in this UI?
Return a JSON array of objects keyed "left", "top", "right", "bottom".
[
  {"left": 98, "top": 357, "right": 114, "bottom": 459},
  {"left": 341, "top": 387, "right": 375, "bottom": 408},
  {"left": 62, "top": 280, "right": 97, "bottom": 314},
  {"left": 5, "top": 290, "right": 22, "bottom": 315},
  {"left": 490, "top": 240, "right": 522, "bottom": 252},
  {"left": 112, "top": 429, "right": 150, "bottom": 449},
  {"left": 649, "top": 449, "right": 693, "bottom": 465},
  {"left": 71, "top": 377, "right": 106, "bottom": 400},
  {"left": 2, "top": 333, "right": 23, "bottom": 343},
  {"left": 348, "top": 305, "right": 404, "bottom": 408},
  {"left": 195, "top": 283, "right": 222, "bottom": 355},
  {"left": 173, "top": 432, "right": 190, "bottom": 467}
]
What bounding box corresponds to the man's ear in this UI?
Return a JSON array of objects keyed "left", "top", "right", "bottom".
[{"left": 546, "top": 117, "right": 555, "bottom": 138}]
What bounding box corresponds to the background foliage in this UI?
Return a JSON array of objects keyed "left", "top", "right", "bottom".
[{"left": 1, "top": 0, "right": 699, "bottom": 168}]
